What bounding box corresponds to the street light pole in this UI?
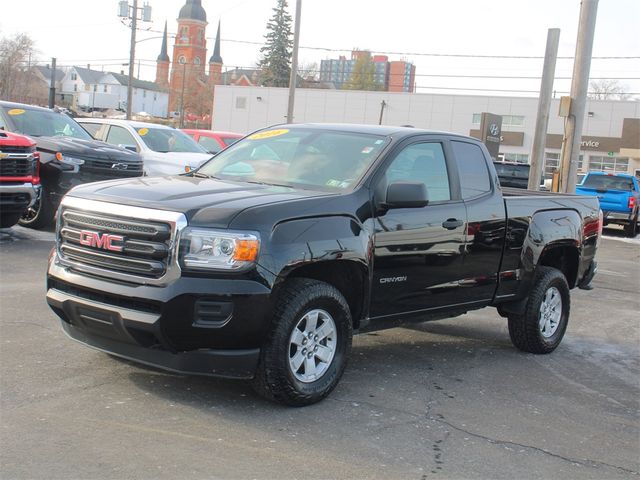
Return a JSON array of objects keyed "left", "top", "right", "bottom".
[
  {"left": 286, "top": 0, "right": 302, "bottom": 124},
  {"left": 126, "top": 0, "right": 138, "bottom": 120},
  {"left": 179, "top": 62, "right": 187, "bottom": 128}
]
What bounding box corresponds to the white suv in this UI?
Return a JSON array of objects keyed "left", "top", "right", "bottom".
[{"left": 78, "top": 118, "right": 212, "bottom": 176}]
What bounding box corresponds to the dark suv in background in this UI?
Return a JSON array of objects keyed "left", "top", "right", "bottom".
[{"left": 0, "top": 101, "right": 143, "bottom": 229}]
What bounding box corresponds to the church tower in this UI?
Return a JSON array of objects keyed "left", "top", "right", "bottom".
[
  {"left": 169, "top": 0, "right": 208, "bottom": 113},
  {"left": 155, "top": 21, "right": 170, "bottom": 87}
]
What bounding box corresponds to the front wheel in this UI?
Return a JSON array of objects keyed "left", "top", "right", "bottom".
[
  {"left": 252, "top": 278, "right": 353, "bottom": 406},
  {"left": 508, "top": 266, "right": 570, "bottom": 354},
  {"left": 19, "top": 188, "right": 55, "bottom": 230}
]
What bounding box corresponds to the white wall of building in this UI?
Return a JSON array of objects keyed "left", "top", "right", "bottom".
[
  {"left": 60, "top": 68, "right": 169, "bottom": 117},
  {"left": 212, "top": 86, "right": 640, "bottom": 175}
]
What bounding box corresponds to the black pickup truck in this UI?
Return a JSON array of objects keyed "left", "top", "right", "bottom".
[{"left": 46, "top": 124, "right": 601, "bottom": 406}]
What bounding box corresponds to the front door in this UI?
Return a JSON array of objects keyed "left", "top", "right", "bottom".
[{"left": 370, "top": 140, "right": 467, "bottom": 319}]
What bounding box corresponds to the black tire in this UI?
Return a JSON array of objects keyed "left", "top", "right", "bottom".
[
  {"left": 624, "top": 214, "right": 638, "bottom": 237},
  {"left": 0, "top": 212, "right": 22, "bottom": 228},
  {"left": 252, "top": 278, "right": 353, "bottom": 407},
  {"left": 18, "top": 189, "right": 55, "bottom": 230},
  {"left": 508, "top": 266, "right": 570, "bottom": 354}
]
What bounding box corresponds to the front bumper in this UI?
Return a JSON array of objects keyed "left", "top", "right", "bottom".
[
  {"left": 0, "top": 183, "right": 40, "bottom": 212},
  {"left": 46, "top": 254, "right": 273, "bottom": 379}
]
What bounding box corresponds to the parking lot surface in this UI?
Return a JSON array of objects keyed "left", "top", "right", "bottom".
[{"left": 1, "top": 225, "right": 638, "bottom": 479}]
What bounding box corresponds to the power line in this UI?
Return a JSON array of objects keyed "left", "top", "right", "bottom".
[{"left": 133, "top": 26, "right": 640, "bottom": 60}]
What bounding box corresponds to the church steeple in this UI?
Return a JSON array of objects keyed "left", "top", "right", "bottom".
[
  {"left": 155, "top": 20, "right": 170, "bottom": 87},
  {"left": 157, "top": 21, "right": 170, "bottom": 62},
  {"left": 209, "top": 21, "right": 223, "bottom": 65}
]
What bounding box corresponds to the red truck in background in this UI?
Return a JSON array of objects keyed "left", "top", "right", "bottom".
[{"left": 0, "top": 131, "right": 40, "bottom": 228}]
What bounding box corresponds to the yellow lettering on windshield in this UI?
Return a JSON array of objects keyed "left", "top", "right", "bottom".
[
  {"left": 7, "top": 109, "right": 25, "bottom": 116},
  {"left": 138, "top": 128, "right": 149, "bottom": 136},
  {"left": 248, "top": 129, "right": 289, "bottom": 140}
]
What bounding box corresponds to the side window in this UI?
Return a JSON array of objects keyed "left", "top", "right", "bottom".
[
  {"left": 383, "top": 142, "right": 450, "bottom": 202},
  {"left": 106, "top": 126, "right": 137, "bottom": 148},
  {"left": 451, "top": 141, "right": 491, "bottom": 199},
  {"left": 81, "top": 123, "right": 102, "bottom": 139},
  {"left": 197, "top": 135, "right": 222, "bottom": 153}
]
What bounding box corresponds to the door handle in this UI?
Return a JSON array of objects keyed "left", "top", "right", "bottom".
[{"left": 442, "top": 218, "right": 463, "bottom": 230}]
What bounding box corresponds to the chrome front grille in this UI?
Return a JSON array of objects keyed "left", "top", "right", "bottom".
[
  {"left": 56, "top": 196, "right": 187, "bottom": 285},
  {"left": 0, "top": 152, "right": 36, "bottom": 177}
]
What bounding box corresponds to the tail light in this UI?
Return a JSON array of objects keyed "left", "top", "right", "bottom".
[{"left": 629, "top": 196, "right": 636, "bottom": 210}]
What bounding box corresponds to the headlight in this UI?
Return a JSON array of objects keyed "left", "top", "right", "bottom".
[
  {"left": 181, "top": 228, "right": 260, "bottom": 271},
  {"left": 55, "top": 152, "right": 85, "bottom": 166}
]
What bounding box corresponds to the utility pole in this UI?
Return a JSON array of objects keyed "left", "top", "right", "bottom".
[
  {"left": 559, "top": 0, "right": 599, "bottom": 193},
  {"left": 286, "top": 0, "right": 302, "bottom": 124},
  {"left": 126, "top": 0, "right": 138, "bottom": 120},
  {"left": 48, "top": 57, "right": 57, "bottom": 109},
  {"left": 118, "top": 0, "right": 152, "bottom": 120},
  {"left": 528, "top": 28, "right": 560, "bottom": 191}
]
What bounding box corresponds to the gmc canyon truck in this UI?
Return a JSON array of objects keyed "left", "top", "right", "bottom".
[{"left": 46, "top": 125, "right": 601, "bottom": 406}]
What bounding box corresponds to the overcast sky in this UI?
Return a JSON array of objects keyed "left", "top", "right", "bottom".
[{"left": 2, "top": 0, "right": 639, "bottom": 97}]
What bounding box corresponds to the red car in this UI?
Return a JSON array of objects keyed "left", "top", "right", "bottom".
[
  {"left": 182, "top": 129, "right": 243, "bottom": 154},
  {"left": 0, "top": 131, "right": 40, "bottom": 228}
]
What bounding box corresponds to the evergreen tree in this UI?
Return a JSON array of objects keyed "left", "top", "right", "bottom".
[
  {"left": 344, "top": 53, "right": 381, "bottom": 91},
  {"left": 258, "top": 0, "right": 293, "bottom": 87}
]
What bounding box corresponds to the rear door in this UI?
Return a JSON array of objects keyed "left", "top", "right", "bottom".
[
  {"left": 450, "top": 140, "right": 506, "bottom": 304},
  {"left": 370, "top": 138, "right": 468, "bottom": 318}
]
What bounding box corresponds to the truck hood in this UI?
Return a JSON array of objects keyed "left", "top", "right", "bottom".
[
  {"left": 35, "top": 136, "right": 141, "bottom": 162},
  {"left": 66, "top": 175, "right": 334, "bottom": 227}
]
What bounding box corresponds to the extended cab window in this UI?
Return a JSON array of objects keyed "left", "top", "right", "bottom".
[
  {"left": 384, "top": 142, "right": 450, "bottom": 202},
  {"left": 451, "top": 141, "right": 491, "bottom": 198}
]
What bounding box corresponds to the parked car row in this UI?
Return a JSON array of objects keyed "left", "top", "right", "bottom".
[{"left": 0, "top": 100, "right": 243, "bottom": 229}]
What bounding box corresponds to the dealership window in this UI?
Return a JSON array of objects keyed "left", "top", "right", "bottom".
[
  {"left": 544, "top": 152, "right": 585, "bottom": 179},
  {"left": 588, "top": 156, "right": 629, "bottom": 174},
  {"left": 472, "top": 114, "right": 524, "bottom": 127},
  {"left": 502, "top": 153, "right": 529, "bottom": 164}
]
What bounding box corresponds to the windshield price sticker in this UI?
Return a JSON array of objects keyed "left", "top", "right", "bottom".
[
  {"left": 248, "top": 129, "right": 289, "bottom": 140},
  {"left": 138, "top": 128, "right": 149, "bottom": 136},
  {"left": 7, "top": 109, "right": 25, "bottom": 116}
]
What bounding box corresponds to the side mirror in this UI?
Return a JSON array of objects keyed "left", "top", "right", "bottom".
[
  {"left": 384, "top": 181, "right": 429, "bottom": 209},
  {"left": 119, "top": 144, "right": 137, "bottom": 152}
]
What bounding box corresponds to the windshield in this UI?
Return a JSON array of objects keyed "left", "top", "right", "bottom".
[
  {"left": 136, "top": 127, "right": 207, "bottom": 153},
  {"left": 2, "top": 106, "right": 92, "bottom": 140},
  {"left": 582, "top": 175, "right": 634, "bottom": 191},
  {"left": 197, "top": 128, "right": 388, "bottom": 190}
]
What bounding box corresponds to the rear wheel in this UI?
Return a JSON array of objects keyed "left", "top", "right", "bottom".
[
  {"left": 252, "top": 278, "right": 352, "bottom": 406},
  {"left": 19, "top": 189, "right": 55, "bottom": 230},
  {"left": 508, "top": 267, "right": 570, "bottom": 354},
  {"left": 624, "top": 213, "right": 638, "bottom": 237}
]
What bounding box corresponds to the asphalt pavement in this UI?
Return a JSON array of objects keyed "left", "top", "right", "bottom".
[{"left": 1, "top": 225, "right": 638, "bottom": 479}]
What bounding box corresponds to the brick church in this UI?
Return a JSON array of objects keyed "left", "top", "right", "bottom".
[{"left": 155, "top": 0, "right": 223, "bottom": 118}]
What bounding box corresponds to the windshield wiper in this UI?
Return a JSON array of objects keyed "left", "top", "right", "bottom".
[{"left": 244, "top": 180, "right": 292, "bottom": 189}]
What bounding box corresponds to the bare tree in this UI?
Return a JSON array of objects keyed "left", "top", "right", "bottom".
[
  {"left": 0, "top": 32, "right": 37, "bottom": 101},
  {"left": 588, "top": 79, "right": 631, "bottom": 100}
]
